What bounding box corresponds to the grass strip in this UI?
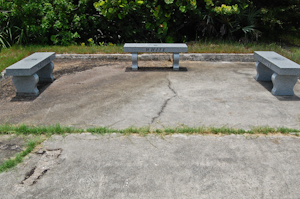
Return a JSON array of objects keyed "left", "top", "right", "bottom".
[
  {"left": 1, "top": 41, "right": 300, "bottom": 73},
  {"left": 0, "top": 124, "right": 299, "bottom": 173},
  {"left": 1, "top": 124, "right": 299, "bottom": 136},
  {"left": 0, "top": 124, "right": 84, "bottom": 136}
]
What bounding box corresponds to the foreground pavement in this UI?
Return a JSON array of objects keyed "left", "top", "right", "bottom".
[{"left": 1, "top": 133, "right": 300, "bottom": 198}]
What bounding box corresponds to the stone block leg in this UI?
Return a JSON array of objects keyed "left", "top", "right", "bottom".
[
  {"left": 12, "top": 73, "right": 39, "bottom": 96},
  {"left": 271, "top": 73, "right": 298, "bottom": 96},
  {"left": 36, "top": 62, "right": 54, "bottom": 83},
  {"left": 255, "top": 61, "right": 273, "bottom": 81},
  {"left": 173, "top": 53, "right": 179, "bottom": 70},
  {"left": 132, "top": 53, "right": 138, "bottom": 71}
]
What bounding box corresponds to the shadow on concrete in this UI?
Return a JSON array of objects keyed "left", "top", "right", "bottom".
[
  {"left": 275, "top": 95, "right": 300, "bottom": 101},
  {"left": 256, "top": 80, "right": 300, "bottom": 101},
  {"left": 125, "top": 67, "right": 188, "bottom": 72},
  {"left": 10, "top": 81, "right": 53, "bottom": 102}
]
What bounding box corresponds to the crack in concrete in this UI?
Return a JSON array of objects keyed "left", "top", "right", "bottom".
[
  {"left": 151, "top": 75, "right": 177, "bottom": 124},
  {"left": 20, "top": 148, "right": 62, "bottom": 186}
]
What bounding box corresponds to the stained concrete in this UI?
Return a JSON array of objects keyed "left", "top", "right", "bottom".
[
  {"left": 0, "top": 60, "right": 299, "bottom": 130},
  {"left": 1, "top": 134, "right": 300, "bottom": 198},
  {"left": 1, "top": 60, "right": 300, "bottom": 198}
]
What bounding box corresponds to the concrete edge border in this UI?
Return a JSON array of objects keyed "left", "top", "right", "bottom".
[
  {"left": 56, "top": 53, "right": 256, "bottom": 62},
  {"left": 0, "top": 70, "right": 6, "bottom": 83}
]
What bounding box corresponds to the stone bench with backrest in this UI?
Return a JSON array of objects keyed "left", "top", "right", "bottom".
[
  {"left": 124, "top": 43, "right": 188, "bottom": 70},
  {"left": 5, "top": 52, "right": 55, "bottom": 96},
  {"left": 254, "top": 51, "right": 300, "bottom": 96}
]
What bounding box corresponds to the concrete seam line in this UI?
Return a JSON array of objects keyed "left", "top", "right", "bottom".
[{"left": 56, "top": 53, "right": 256, "bottom": 62}]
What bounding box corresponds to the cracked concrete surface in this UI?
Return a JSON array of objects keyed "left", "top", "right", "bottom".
[
  {"left": 20, "top": 149, "right": 62, "bottom": 186},
  {"left": 1, "top": 59, "right": 300, "bottom": 198},
  {"left": 1, "top": 60, "right": 300, "bottom": 129},
  {"left": 151, "top": 76, "right": 177, "bottom": 124},
  {"left": 1, "top": 134, "right": 300, "bottom": 198}
]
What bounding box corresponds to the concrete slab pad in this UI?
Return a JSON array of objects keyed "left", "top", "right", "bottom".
[
  {"left": 0, "top": 60, "right": 300, "bottom": 130},
  {"left": 1, "top": 134, "right": 300, "bottom": 198}
]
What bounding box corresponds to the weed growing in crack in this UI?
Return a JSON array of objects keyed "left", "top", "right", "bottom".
[
  {"left": 251, "top": 126, "right": 276, "bottom": 134},
  {"left": 276, "top": 127, "right": 299, "bottom": 134},
  {"left": 156, "top": 129, "right": 163, "bottom": 134},
  {"left": 138, "top": 126, "right": 151, "bottom": 136},
  {"left": 164, "top": 128, "right": 175, "bottom": 134},
  {"left": 87, "top": 127, "right": 116, "bottom": 135}
]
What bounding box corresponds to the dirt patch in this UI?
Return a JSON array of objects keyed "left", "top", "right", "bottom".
[
  {"left": 0, "top": 59, "right": 173, "bottom": 101},
  {"left": 0, "top": 59, "right": 122, "bottom": 101},
  {"left": 0, "top": 135, "right": 26, "bottom": 165}
]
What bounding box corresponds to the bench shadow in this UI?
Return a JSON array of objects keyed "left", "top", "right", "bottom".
[
  {"left": 256, "top": 79, "right": 300, "bottom": 101},
  {"left": 10, "top": 81, "right": 53, "bottom": 102},
  {"left": 125, "top": 67, "right": 188, "bottom": 72}
]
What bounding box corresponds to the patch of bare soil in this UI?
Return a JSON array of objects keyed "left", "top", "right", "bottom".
[
  {"left": 0, "top": 59, "right": 122, "bottom": 101},
  {"left": 0, "top": 135, "right": 26, "bottom": 165}
]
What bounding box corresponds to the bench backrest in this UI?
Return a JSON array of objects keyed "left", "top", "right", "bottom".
[
  {"left": 6, "top": 52, "right": 55, "bottom": 76},
  {"left": 254, "top": 51, "right": 300, "bottom": 76},
  {"left": 124, "top": 43, "right": 188, "bottom": 53}
]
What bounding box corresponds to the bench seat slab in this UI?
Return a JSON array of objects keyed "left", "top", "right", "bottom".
[
  {"left": 6, "top": 52, "right": 55, "bottom": 76},
  {"left": 12, "top": 74, "right": 39, "bottom": 96},
  {"left": 271, "top": 73, "right": 298, "bottom": 96}
]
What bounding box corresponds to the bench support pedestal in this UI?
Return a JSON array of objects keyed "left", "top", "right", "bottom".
[
  {"left": 12, "top": 73, "right": 39, "bottom": 96},
  {"left": 36, "top": 62, "right": 54, "bottom": 83},
  {"left": 271, "top": 73, "right": 298, "bottom": 96},
  {"left": 132, "top": 53, "right": 138, "bottom": 71},
  {"left": 173, "top": 53, "right": 179, "bottom": 70},
  {"left": 255, "top": 62, "right": 273, "bottom": 81},
  {"left": 131, "top": 53, "right": 181, "bottom": 71}
]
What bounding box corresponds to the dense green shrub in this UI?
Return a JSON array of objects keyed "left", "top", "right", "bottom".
[
  {"left": 252, "top": 0, "right": 300, "bottom": 37},
  {"left": 0, "top": 0, "right": 299, "bottom": 47},
  {"left": 0, "top": 0, "right": 103, "bottom": 46}
]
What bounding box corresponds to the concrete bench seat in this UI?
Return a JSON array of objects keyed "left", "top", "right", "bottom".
[
  {"left": 5, "top": 52, "right": 55, "bottom": 96},
  {"left": 254, "top": 51, "right": 300, "bottom": 96},
  {"left": 124, "top": 43, "right": 188, "bottom": 70}
]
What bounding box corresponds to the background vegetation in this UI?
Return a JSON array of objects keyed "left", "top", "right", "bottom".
[{"left": 0, "top": 0, "right": 299, "bottom": 47}]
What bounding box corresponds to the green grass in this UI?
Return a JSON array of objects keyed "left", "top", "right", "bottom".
[
  {"left": 0, "top": 44, "right": 123, "bottom": 73},
  {"left": 0, "top": 124, "right": 84, "bottom": 136},
  {"left": 0, "top": 124, "right": 299, "bottom": 173},
  {"left": 1, "top": 40, "right": 300, "bottom": 73},
  {"left": 1, "top": 124, "right": 299, "bottom": 137}
]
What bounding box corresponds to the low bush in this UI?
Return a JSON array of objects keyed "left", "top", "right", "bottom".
[{"left": 0, "top": 0, "right": 299, "bottom": 46}]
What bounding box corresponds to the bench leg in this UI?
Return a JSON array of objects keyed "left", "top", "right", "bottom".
[
  {"left": 36, "top": 62, "right": 54, "bottom": 83},
  {"left": 173, "top": 53, "right": 179, "bottom": 70},
  {"left": 12, "top": 74, "right": 39, "bottom": 96},
  {"left": 255, "top": 61, "right": 273, "bottom": 81},
  {"left": 271, "top": 73, "right": 298, "bottom": 96},
  {"left": 132, "top": 53, "right": 138, "bottom": 70}
]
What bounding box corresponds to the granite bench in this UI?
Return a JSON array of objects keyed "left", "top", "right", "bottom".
[
  {"left": 124, "top": 43, "right": 188, "bottom": 70},
  {"left": 5, "top": 52, "right": 55, "bottom": 96},
  {"left": 254, "top": 51, "right": 300, "bottom": 96}
]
